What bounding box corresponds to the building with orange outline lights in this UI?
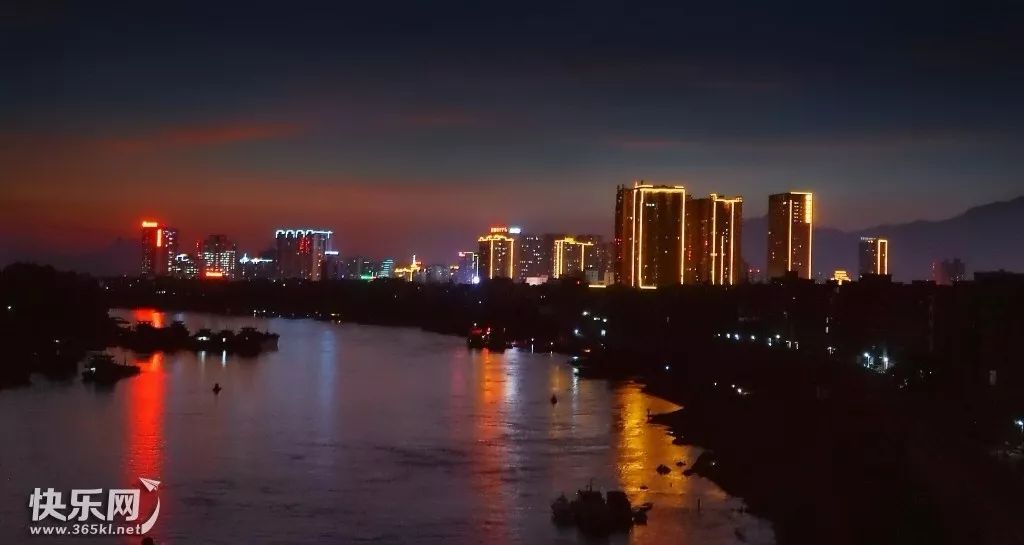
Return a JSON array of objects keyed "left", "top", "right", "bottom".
[
  {"left": 614, "top": 182, "right": 686, "bottom": 288},
  {"left": 766, "top": 192, "right": 813, "bottom": 280},
  {"left": 477, "top": 227, "right": 517, "bottom": 280},
  {"left": 394, "top": 255, "right": 422, "bottom": 281},
  {"left": 684, "top": 194, "right": 743, "bottom": 285},
  {"left": 858, "top": 237, "right": 889, "bottom": 278},
  {"left": 140, "top": 220, "right": 178, "bottom": 277},
  {"left": 552, "top": 236, "right": 594, "bottom": 279}
]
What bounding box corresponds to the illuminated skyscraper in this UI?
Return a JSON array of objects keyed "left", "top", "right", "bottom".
[
  {"left": 478, "top": 226, "right": 518, "bottom": 279},
  {"left": 858, "top": 237, "right": 889, "bottom": 278},
  {"left": 455, "top": 251, "right": 480, "bottom": 284},
  {"left": 766, "top": 192, "right": 813, "bottom": 280},
  {"left": 199, "top": 235, "right": 238, "bottom": 279},
  {"left": 275, "top": 229, "right": 333, "bottom": 280},
  {"left": 684, "top": 194, "right": 743, "bottom": 285},
  {"left": 552, "top": 236, "right": 594, "bottom": 279},
  {"left": 140, "top": 221, "right": 177, "bottom": 277},
  {"left": 615, "top": 182, "right": 686, "bottom": 288}
]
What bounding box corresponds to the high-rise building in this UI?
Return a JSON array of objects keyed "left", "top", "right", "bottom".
[
  {"left": 515, "top": 232, "right": 550, "bottom": 281},
  {"left": 932, "top": 258, "right": 966, "bottom": 285},
  {"left": 140, "top": 221, "right": 178, "bottom": 277},
  {"left": 552, "top": 236, "right": 595, "bottom": 279},
  {"left": 275, "top": 229, "right": 333, "bottom": 280},
  {"left": 586, "top": 239, "right": 614, "bottom": 285},
  {"left": 199, "top": 234, "right": 238, "bottom": 279},
  {"left": 378, "top": 258, "right": 395, "bottom": 278},
  {"left": 478, "top": 226, "right": 518, "bottom": 280},
  {"left": 684, "top": 194, "right": 743, "bottom": 285},
  {"left": 455, "top": 251, "right": 480, "bottom": 284},
  {"left": 321, "top": 250, "right": 342, "bottom": 280},
  {"left": 171, "top": 253, "right": 199, "bottom": 279},
  {"left": 615, "top": 182, "right": 686, "bottom": 288},
  {"left": 766, "top": 192, "right": 813, "bottom": 280},
  {"left": 858, "top": 237, "right": 889, "bottom": 278}
]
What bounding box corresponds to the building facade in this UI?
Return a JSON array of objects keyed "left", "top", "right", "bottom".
[
  {"left": 199, "top": 234, "right": 238, "bottom": 279},
  {"left": 766, "top": 192, "right": 813, "bottom": 280},
  {"left": 858, "top": 237, "right": 889, "bottom": 278},
  {"left": 275, "top": 229, "right": 333, "bottom": 280},
  {"left": 455, "top": 251, "right": 480, "bottom": 284},
  {"left": 140, "top": 221, "right": 178, "bottom": 277},
  {"left": 515, "top": 233, "right": 550, "bottom": 281},
  {"left": 552, "top": 236, "right": 594, "bottom": 279},
  {"left": 615, "top": 182, "right": 687, "bottom": 288},
  {"left": 478, "top": 227, "right": 517, "bottom": 280},
  {"left": 171, "top": 253, "right": 199, "bottom": 279},
  {"left": 321, "top": 250, "right": 342, "bottom": 280},
  {"left": 684, "top": 194, "right": 743, "bottom": 285}
]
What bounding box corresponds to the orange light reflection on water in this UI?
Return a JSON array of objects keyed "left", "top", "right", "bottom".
[
  {"left": 470, "top": 349, "right": 509, "bottom": 545},
  {"left": 615, "top": 385, "right": 687, "bottom": 497},
  {"left": 131, "top": 308, "right": 166, "bottom": 328}
]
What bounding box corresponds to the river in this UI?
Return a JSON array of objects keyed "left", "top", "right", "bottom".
[{"left": 0, "top": 309, "right": 773, "bottom": 544}]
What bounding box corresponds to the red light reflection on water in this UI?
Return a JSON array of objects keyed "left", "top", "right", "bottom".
[{"left": 122, "top": 352, "right": 165, "bottom": 541}]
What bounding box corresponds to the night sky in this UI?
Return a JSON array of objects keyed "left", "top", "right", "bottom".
[{"left": 4, "top": 1, "right": 1024, "bottom": 264}]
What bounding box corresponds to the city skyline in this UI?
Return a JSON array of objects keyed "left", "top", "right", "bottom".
[
  {"left": 130, "top": 184, "right": 1024, "bottom": 285},
  {"left": 5, "top": 3, "right": 1024, "bottom": 268}
]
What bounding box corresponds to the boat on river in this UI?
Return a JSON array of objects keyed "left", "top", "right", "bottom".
[
  {"left": 466, "top": 325, "right": 509, "bottom": 352},
  {"left": 550, "top": 482, "right": 652, "bottom": 535}
]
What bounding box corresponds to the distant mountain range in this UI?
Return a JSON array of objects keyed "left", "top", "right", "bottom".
[{"left": 743, "top": 195, "right": 1024, "bottom": 281}]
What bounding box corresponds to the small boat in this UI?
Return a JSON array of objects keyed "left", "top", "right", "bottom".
[
  {"left": 550, "top": 482, "right": 647, "bottom": 535},
  {"left": 82, "top": 354, "right": 140, "bottom": 384},
  {"left": 466, "top": 326, "right": 509, "bottom": 352}
]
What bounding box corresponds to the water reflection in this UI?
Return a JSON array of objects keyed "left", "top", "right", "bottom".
[
  {"left": 122, "top": 352, "right": 165, "bottom": 544},
  {"left": 0, "top": 310, "right": 772, "bottom": 545},
  {"left": 470, "top": 348, "right": 510, "bottom": 545}
]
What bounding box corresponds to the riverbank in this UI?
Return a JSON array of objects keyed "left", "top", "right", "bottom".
[{"left": 638, "top": 362, "right": 1024, "bottom": 545}]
